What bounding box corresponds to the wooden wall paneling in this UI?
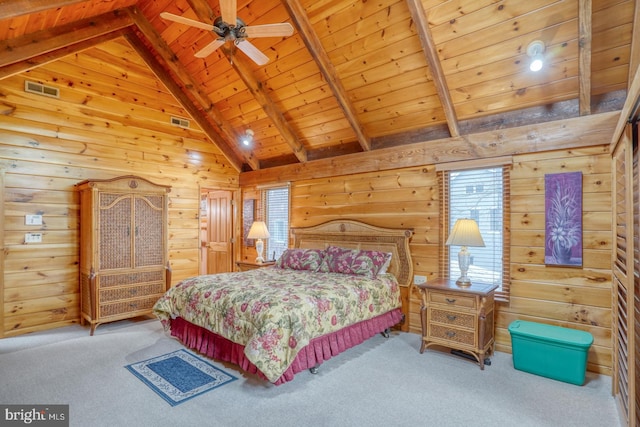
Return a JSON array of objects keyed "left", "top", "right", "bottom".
[
  {"left": 0, "top": 38, "right": 239, "bottom": 336},
  {"left": 507, "top": 146, "right": 613, "bottom": 374}
]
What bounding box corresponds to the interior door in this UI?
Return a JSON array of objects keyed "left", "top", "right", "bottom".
[{"left": 203, "top": 190, "right": 233, "bottom": 274}]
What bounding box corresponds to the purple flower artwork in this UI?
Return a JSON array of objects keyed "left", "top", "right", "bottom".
[{"left": 545, "top": 171, "right": 582, "bottom": 266}]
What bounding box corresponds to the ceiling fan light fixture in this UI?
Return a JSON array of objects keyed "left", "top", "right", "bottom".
[{"left": 526, "top": 40, "right": 546, "bottom": 72}]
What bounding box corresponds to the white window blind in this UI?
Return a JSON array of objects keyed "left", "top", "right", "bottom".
[
  {"left": 440, "top": 166, "right": 511, "bottom": 299},
  {"left": 265, "top": 186, "right": 290, "bottom": 261}
]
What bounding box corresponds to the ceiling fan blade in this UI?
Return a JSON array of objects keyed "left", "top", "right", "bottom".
[
  {"left": 236, "top": 40, "right": 269, "bottom": 65},
  {"left": 160, "top": 12, "right": 213, "bottom": 32},
  {"left": 220, "top": 0, "right": 237, "bottom": 25},
  {"left": 195, "top": 39, "right": 226, "bottom": 58},
  {"left": 243, "top": 23, "right": 294, "bottom": 38}
]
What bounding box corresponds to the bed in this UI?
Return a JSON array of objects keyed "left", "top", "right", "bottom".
[{"left": 153, "top": 219, "right": 413, "bottom": 385}]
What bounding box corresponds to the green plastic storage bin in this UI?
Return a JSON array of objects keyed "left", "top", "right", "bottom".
[{"left": 508, "top": 320, "right": 593, "bottom": 385}]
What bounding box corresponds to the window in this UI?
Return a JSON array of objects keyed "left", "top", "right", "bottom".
[
  {"left": 438, "top": 164, "right": 511, "bottom": 300},
  {"left": 264, "top": 186, "right": 290, "bottom": 261}
]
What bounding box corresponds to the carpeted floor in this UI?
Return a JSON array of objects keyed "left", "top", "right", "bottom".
[{"left": 0, "top": 317, "right": 621, "bottom": 427}]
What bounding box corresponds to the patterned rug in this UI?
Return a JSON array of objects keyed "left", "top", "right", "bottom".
[{"left": 125, "top": 349, "right": 237, "bottom": 406}]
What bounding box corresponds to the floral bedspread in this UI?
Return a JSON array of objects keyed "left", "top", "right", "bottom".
[{"left": 153, "top": 267, "right": 401, "bottom": 382}]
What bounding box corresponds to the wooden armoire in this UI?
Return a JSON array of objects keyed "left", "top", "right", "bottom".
[{"left": 76, "top": 176, "right": 171, "bottom": 335}]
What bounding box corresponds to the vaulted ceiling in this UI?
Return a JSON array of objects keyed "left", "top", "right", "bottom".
[{"left": 0, "top": 0, "right": 638, "bottom": 173}]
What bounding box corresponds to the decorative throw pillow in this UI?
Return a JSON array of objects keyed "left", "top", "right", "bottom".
[
  {"left": 319, "top": 246, "right": 393, "bottom": 278},
  {"left": 274, "top": 248, "right": 325, "bottom": 271}
]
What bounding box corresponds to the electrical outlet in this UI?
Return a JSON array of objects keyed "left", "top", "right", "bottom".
[
  {"left": 25, "top": 233, "right": 42, "bottom": 243},
  {"left": 25, "top": 214, "right": 43, "bottom": 225},
  {"left": 414, "top": 275, "right": 427, "bottom": 285}
]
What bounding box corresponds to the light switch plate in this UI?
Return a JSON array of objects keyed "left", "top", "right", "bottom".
[
  {"left": 25, "top": 214, "right": 43, "bottom": 225},
  {"left": 25, "top": 233, "right": 42, "bottom": 243}
]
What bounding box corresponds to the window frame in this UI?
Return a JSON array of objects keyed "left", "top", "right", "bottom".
[{"left": 437, "top": 160, "right": 511, "bottom": 301}]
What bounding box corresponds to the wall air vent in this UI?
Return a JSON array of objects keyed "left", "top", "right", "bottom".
[
  {"left": 24, "top": 80, "right": 59, "bottom": 98},
  {"left": 171, "top": 116, "right": 190, "bottom": 128}
]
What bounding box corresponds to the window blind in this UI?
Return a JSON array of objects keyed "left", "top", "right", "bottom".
[
  {"left": 264, "top": 186, "right": 290, "bottom": 261},
  {"left": 439, "top": 166, "right": 511, "bottom": 301}
]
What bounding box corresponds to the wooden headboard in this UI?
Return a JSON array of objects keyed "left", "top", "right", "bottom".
[{"left": 291, "top": 220, "right": 414, "bottom": 287}]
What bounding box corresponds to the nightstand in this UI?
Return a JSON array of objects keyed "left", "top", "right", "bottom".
[
  {"left": 236, "top": 260, "right": 275, "bottom": 272},
  {"left": 416, "top": 278, "right": 497, "bottom": 370}
]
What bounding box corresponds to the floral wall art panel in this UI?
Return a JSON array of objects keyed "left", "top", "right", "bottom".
[{"left": 545, "top": 171, "right": 583, "bottom": 266}]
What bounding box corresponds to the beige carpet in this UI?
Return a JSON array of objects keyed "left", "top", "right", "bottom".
[{"left": 0, "top": 317, "right": 621, "bottom": 427}]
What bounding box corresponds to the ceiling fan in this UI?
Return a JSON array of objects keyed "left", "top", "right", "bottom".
[{"left": 160, "top": 0, "right": 294, "bottom": 66}]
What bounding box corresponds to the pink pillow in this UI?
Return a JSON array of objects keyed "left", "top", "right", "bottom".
[
  {"left": 274, "top": 249, "right": 325, "bottom": 271},
  {"left": 319, "top": 246, "right": 392, "bottom": 278}
]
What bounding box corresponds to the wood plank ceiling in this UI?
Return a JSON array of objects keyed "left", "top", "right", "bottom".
[{"left": 0, "top": 0, "right": 637, "bottom": 173}]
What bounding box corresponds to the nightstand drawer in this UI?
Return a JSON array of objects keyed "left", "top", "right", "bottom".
[
  {"left": 429, "top": 291, "right": 476, "bottom": 309},
  {"left": 430, "top": 324, "right": 475, "bottom": 346},
  {"left": 430, "top": 308, "right": 475, "bottom": 328}
]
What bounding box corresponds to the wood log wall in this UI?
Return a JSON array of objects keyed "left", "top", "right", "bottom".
[
  {"left": 0, "top": 39, "right": 238, "bottom": 337},
  {"left": 243, "top": 143, "right": 614, "bottom": 375}
]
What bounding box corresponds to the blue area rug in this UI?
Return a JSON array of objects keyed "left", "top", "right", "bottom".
[{"left": 125, "top": 349, "right": 237, "bottom": 406}]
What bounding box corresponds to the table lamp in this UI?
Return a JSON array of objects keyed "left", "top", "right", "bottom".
[
  {"left": 247, "top": 221, "right": 270, "bottom": 263},
  {"left": 445, "top": 218, "right": 485, "bottom": 286}
]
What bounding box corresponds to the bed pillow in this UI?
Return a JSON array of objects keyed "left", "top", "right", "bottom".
[
  {"left": 274, "top": 248, "right": 325, "bottom": 271},
  {"left": 319, "top": 246, "right": 393, "bottom": 279}
]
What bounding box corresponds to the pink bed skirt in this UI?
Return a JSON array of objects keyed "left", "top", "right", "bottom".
[{"left": 169, "top": 308, "right": 403, "bottom": 385}]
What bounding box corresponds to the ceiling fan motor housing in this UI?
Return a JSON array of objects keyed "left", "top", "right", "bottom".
[{"left": 213, "top": 16, "right": 247, "bottom": 41}]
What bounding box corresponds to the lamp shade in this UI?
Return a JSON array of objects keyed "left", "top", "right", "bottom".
[
  {"left": 247, "top": 221, "right": 270, "bottom": 239},
  {"left": 445, "top": 219, "right": 485, "bottom": 247}
]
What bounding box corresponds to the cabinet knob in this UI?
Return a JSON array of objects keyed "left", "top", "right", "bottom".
[
  {"left": 446, "top": 298, "right": 456, "bottom": 304},
  {"left": 446, "top": 331, "right": 456, "bottom": 338},
  {"left": 447, "top": 314, "right": 457, "bottom": 321}
]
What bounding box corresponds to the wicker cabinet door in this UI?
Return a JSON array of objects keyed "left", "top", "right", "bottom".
[
  {"left": 134, "top": 195, "right": 165, "bottom": 268},
  {"left": 99, "top": 193, "right": 132, "bottom": 270}
]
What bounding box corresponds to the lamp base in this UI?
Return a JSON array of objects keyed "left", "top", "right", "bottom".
[
  {"left": 455, "top": 276, "right": 472, "bottom": 287},
  {"left": 255, "top": 238, "right": 265, "bottom": 264}
]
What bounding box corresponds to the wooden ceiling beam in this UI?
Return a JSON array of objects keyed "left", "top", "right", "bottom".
[
  {"left": 187, "top": 0, "right": 308, "bottom": 165},
  {"left": 127, "top": 6, "right": 247, "bottom": 171},
  {"left": 281, "top": 0, "right": 371, "bottom": 152},
  {"left": 240, "top": 111, "right": 618, "bottom": 187},
  {"left": 0, "top": 29, "right": 126, "bottom": 81},
  {"left": 405, "top": 0, "right": 460, "bottom": 138},
  {"left": 578, "top": 0, "right": 592, "bottom": 115},
  {"left": 0, "top": 8, "right": 134, "bottom": 68},
  {"left": 0, "top": 0, "right": 85, "bottom": 19}
]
